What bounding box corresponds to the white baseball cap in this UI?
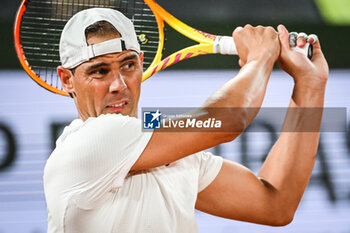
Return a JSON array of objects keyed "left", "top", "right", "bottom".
[{"left": 59, "top": 8, "right": 141, "bottom": 69}]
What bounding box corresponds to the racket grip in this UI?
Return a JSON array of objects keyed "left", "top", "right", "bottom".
[
  {"left": 292, "top": 43, "right": 313, "bottom": 59},
  {"left": 213, "top": 36, "right": 238, "bottom": 55},
  {"left": 213, "top": 36, "right": 313, "bottom": 59}
]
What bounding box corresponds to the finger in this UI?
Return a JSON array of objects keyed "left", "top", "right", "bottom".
[
  {"left": 238, "top": 59, "right": 245, "bottom": 67},
  {"left": 307, "top": 34, "right": 318, "bottom": 44},
  {"left": 277, "top": 24, "right": 290, "bottom": 49},
  {"left": 313, "top": 38, "right": 321, "bottom": 50},
  {"left": 308, "top": 34, "right": 322, "bottom": 53},
  {"left": 232, "top": 26, "right": 243, "bottom": 40},
  {"left": 310, "top": 37, "right": 323, "bottom": 59},
  {"left": 297, "top": 32, "right": 307, "bottom": 48},
  {"left": 243, "top": 24, "right": 253, "bottom": 29},
  {"left": 233, "top": 26, "right": 243, "bottom": 34},
  {"left": 307, "top": 37, "right": 325, "bottom": 66}
]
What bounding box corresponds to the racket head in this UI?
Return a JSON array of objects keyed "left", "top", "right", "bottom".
[{"left": 14, "top": 0, "right": 160, "bottom": 96}]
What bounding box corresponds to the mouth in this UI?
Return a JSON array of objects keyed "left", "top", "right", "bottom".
[{"left": 106, "top": 101, "right": 128, "bottom": 113}]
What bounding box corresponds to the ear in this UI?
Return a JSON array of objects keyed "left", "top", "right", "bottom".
[
  {"left": 139, "top": 52, "right": 144, "bottom": 67},
  {"left": 57, "top": 66, "right": 75, "bottom": 96}
]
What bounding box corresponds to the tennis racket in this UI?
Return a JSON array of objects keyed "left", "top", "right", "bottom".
[{"left": 14, "top": 0, "right": 313, "bottom": 97}]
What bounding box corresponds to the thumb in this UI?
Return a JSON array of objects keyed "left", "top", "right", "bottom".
[
  {"left": 277, "top": 24, "right": 290, "bottom": 50},
  {"left": 310, "top": 39, "right": 326, "bottom": 65}
]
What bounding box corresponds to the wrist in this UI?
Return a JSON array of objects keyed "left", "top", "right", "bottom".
[
  {"left": 294, "top": 78, "right": 327, "bottom": 92},
  {"left": 247, "top": 51, "right": 277, "bottom": 68},
  {"left": 244, "top": 56, "right": 276, "bottom": 78},
  {"left": 292, "top": 82, "right": 326, "bottom": 107}
]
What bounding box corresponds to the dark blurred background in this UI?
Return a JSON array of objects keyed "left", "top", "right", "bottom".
[{"left": 1, "top": 0, "right": 349, "bottom": 70}]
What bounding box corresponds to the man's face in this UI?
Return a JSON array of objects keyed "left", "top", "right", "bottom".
[{"left": 65, "top": 34, "right": 143, "bottom": 121}]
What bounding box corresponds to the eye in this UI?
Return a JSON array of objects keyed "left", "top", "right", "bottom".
[
  {"left": 121, "top": 61, "right": 135, "bottom": 71},
  {"left": 89, "top": 68, "right": 109, "bottom": 77}
]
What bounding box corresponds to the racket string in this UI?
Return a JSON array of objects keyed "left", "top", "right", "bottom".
[{"left": 20, "top": 0, "right": 159, "bottom": 93}]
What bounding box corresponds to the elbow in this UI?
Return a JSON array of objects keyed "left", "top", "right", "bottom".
[
  {"left": 268, "top": 210, "right": 295, "bottom": 227},
  {"left": 271, "top": 215, "right": 294, "bottom": 227},
  {"left": 220, "top": 132, "right": 238, "bottom": 143},
  {"left": 209, "top": 105, "right": 251, "bottom": 143},
  {"left": 282, "top": 215, "right": 294, "bottom": 226},
  {"left": 226, "top": 108, "right": 249, "bottom": 136},
  {"left": 218, "top": 122, "right": 246, "bottom": 144},
  {"left": 221, "top": 115, "right": 247, "bottom": 142},
  {"left": 261, "top": 198, "right": 296, "bottom": 227}
]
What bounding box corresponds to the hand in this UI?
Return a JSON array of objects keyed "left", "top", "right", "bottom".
[
  {"left": 277, "top": 25, "right": 329, "bottom": 89},
  {"left": 233, "top": 25, "right": 280, "bottom": 67}
]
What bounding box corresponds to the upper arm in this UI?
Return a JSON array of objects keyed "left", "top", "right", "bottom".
[{"left": 195, "top": 159, "right": 288, "bottom": 226}]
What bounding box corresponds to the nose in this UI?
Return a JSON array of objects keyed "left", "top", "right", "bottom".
[{"left": 109, "top": 72, "right": 127, "bottom": 93}]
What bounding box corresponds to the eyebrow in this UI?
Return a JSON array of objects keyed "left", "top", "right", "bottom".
[
  {"left": 120, "top": 54, "right": 138, "bottom": 63},
  {"left": 86, "top": 62, "right": 109, "bottom": 71}
]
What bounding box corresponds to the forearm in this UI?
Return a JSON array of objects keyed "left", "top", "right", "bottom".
[
  {"left": 202, "top": 58, "right": 274, "bottom": 128},
  {"left": 205, "top": 58, "right": 274, "bottom": 108},
  {"left": 258, "top": 83, "right": 326, "bottom": 214},
  {"left": 133, "top": 58, "right": 276, "bottom": 171}
]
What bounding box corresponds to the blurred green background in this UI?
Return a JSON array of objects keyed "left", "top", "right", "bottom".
[{"left": 1, "top": 0, "right": 349, "bottom": 70}]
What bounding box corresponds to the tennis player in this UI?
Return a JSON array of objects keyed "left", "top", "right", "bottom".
[{"left": 44, "top": 8, "right": 328, "bottom": 233}]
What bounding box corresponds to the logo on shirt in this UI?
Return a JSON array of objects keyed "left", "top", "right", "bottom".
[{"left": 143, "top": 110, "right": 162, "bottom": 129}]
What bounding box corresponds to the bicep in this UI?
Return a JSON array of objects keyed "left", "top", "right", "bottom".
[{"left": 195, "top": 159, "right": 280, "bottom": 225}]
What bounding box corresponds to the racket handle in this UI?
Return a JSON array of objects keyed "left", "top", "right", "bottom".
[
  {"left": 213, "top": 36, "right": 238, "bottom": 55},
  {"left": 292, "top": 43, "right": 313, "bottom": 59},
  {"left": 213, "top": 36, "right": 313, "bottom": 59}
]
